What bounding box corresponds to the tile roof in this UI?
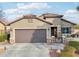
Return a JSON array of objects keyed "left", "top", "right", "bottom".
[
  {"left": 7, "top": 14, "right": 53, "bottom": 25},
  {"left": 61, "top": 19, "right": 76, "bottom": 25},
  {"left": 0, "top": 18, "right": 8, "bottom": 25},
  {"left": 40, "top": 13, "right": 76, "bottom": 25},
  {"left": 40, "top": 13, "right": 63, "bottom": 18}
]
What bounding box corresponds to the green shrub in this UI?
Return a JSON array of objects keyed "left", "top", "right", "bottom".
[
  {"left": 60, "top": 52, "right": 73, "bottom": 57},
  {"left": 59, "top": 41, "right": 79, "bottom": 57},
  {"left": 69, "top": 41, "right": 79, "bottom": 50},
  {"left": 59, "top": 46, "right": 76, "bottom": 57},
  {"left": 74, "top": 24, "right": 79, "bottom": 29},
  {"left": 0, "top": 34, "right": 7, "bottom": 42},
  {"left": 64, "top": 46, "right": 76, "bottom": 52},
  {"left": 69, "top": 41, "right": 79, "bottom": 46}
]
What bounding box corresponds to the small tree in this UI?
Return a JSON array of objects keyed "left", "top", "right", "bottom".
[
  {"left": 0, "top": 34, "right": 7, "bottom": 42},
  {"left": 76, "top": 6, "right": 79, "bottom": 11}
]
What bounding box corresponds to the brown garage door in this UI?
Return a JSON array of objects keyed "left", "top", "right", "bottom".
[{"left": 15, "top": 29, "right": 46, "bottom": 43}]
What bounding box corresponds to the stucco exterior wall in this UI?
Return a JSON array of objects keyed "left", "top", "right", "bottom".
[
  {"left": 61, "top": 20, "right": 74, "bottom": 35},
  {"left": 46, "top": 17, "right": 74, "bottom": 36},
  {"left": 61, "top": 20, "right": 73, "bottom": 27},
  {"left": 0, "top": 23, "right": 5, "bottom": 35},
  {"left": 46, "top": 18, "right": 61, "bottom": 25},
  {"left": 46, "top": 18, "right": 62, "bottom": 37},
  {"left": 10, "top": 19, "right": 49, "bottom": 29},
  {"left": 45, "top": 17, "right": 74, "bottom": 28},
  {"left": 45, "top": 18, "right": 55, "bottom": 23}
]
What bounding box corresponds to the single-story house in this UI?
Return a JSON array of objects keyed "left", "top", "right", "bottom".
[
  {"left": 0, "top": 19, "right": 7, "bottom": 35},
  {"left": 7, "top": 13, "right": 76, "bottom": 43}
]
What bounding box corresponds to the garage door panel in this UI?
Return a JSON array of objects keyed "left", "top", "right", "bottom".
[{"left": 15, "top": 29, "right": 46, "bottom": 43}]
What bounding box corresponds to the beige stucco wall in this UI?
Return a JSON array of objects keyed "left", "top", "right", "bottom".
[
  {"left": 61, "top": 20, "right": 74, "bottom": 35},
  {"left": 46, "top": 17, "right": 74, "bottom": 33},
  {"left": 61, "top": 20, "right": 74, "bottom": 27},
  {"left": 0, "top": 23, "right": 5, "bottom": 35},
  {"left": 10, "top": 19, "right": 49, "bottom": 29},
  {"left": 39, "top": 16, "right": 61, "bottom": 25},
  {"left": 9, "top": 18, "right": 51, "bottom": 43},
  {"left": 43, "top": 17, "right": 74, "bottom": 27},
  {"left": 46, "top": 17, "right": 74, "bottom": 36},
  {"left": 0, "top": 23, "right": 5, "bottom": 30},
  {"left": 46, "top": 18, "right": 62, "bottom": 37},
  {"left": 45, "top": 18, "right": 55, "bottom": 23},
  {"left": 45, "top": 18, "right": 61, "bottom": 25}
]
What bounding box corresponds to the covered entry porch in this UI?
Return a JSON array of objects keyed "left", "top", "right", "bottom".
[{"left": 48, "top": 25, "right": 63, "bottom": 43}]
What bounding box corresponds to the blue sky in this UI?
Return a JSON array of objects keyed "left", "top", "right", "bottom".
[{"left": 0, "top": 2, "right": 79, "bottom": 24}]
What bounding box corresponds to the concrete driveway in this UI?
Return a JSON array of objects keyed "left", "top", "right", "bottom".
[{"left": 0, "top": 43, "right": 64, "bottom": 57}]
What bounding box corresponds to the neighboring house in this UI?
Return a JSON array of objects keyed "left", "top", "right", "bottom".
[
  {"left": 0, "top": 19, "right": 7, "bottom": 35},
  {"left": 71, "top": 29, "right": 79, "bottom": 38},
  {"left": 7, "top": 13, "right": 76, "bottom": 43}
]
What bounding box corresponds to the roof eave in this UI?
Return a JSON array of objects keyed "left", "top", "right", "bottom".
[
  {"left": 61, "top": 19, "right": 76, "bottom": 25},
  {"left": 7, "top": 15, "right": 53, "bottom": 25}
]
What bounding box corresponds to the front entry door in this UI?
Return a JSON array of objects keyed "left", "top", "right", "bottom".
[{"left": 51, "top": 27, "right": 57, "bottom": 37}]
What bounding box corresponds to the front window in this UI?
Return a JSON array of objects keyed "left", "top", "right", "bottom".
[{"left": 61, "top": 27, "right": 71, "bottom": 34}]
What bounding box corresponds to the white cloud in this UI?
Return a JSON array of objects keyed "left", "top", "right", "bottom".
[
  {"left": 17, "top": 3, "right": 51, "bottom": 10},
  {"left": 5, "top": 14, "right": 24, "bottom": 21},
  {"left": 3, "top": 3, "right": 51, "bottom": 14},
  {"left": 64, "top": 9, "right": 79, "bottom": 18},
  {"left": 3, "top": 8, "right": 18, "bottom": 14},
  {"left": 65, "top": 9, "right": 79, "bottom": 14},
  {"left": 64, "top": 9, "right": 79, "bottom": 24}
]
